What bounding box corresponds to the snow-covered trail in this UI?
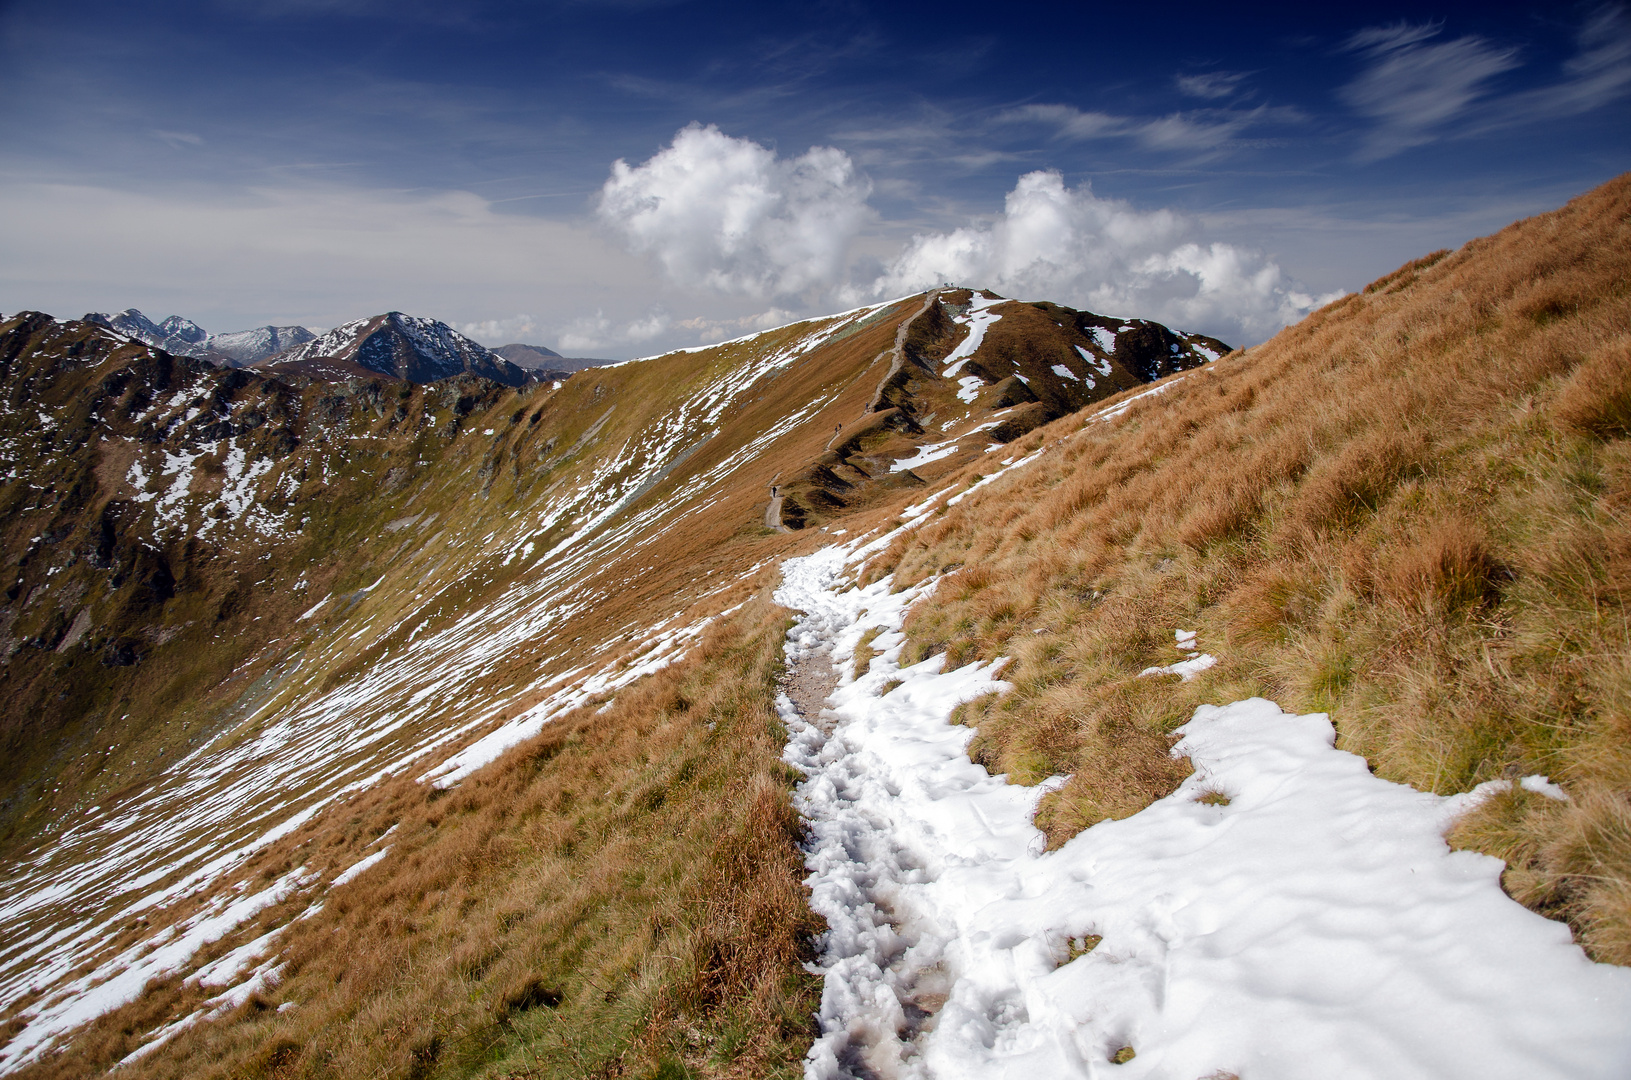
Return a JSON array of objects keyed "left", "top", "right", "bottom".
[{"left": 776, "top": 542, "right": 1631, "bottom": 1080}]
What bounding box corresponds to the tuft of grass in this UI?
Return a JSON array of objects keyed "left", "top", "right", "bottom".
[
  {"left": 1064, "top": 934, "right": 1102, "bottom": 963},
  {"left": 853, "top": 627, "right": 883, "bottom": 680},
  {"left": 1555, "top": 339, "right": 1631, "bottom": 438}
]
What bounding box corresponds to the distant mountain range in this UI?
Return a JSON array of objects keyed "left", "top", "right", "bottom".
[
  {"left": 80, "top": 307, "right": 610, "bottom": 386},
  {"left": 84, "top": 308, "right": 315, "bottom": 366},
  {"left": 259, "top": 312, "right": 532, "bottom": 386}
]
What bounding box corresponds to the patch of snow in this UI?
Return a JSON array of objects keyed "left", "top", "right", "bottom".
[
  {"left": 419, "top": 605, "right": 737, "bottom": 789},
  {"left": 941, "top": 293, "right": 1005, "bottom": 378},
  {"left": 1073, "top": 344, "right": 1112, "bottom": 377},
  {"left": 126, "top": 457, "right": 154, "bottom": 504},
  {"left": 892, "top": 442, "right": 959, "bottom": 475},
  {"left": 1140, "top": 653, "right": 1217, "bottom": 681},
  {"left": 947, "top": 446, "right": 1048, "bottom": 506},
  {"left": 151, "top": 448, "right": 202, "bottom": 529},
  {"left": 775, "top": 541, "right": 1631, "bottom": 1079},
  {"left": 1175, "top": 629, "right": 1197, "bottom": 651},
  {"left": 1089, "top": 327, "right": 1117, "bottom": 353},
  {"left": 1089, "top": 374, "right": 1190, "bottom": 424},
  {"left": 0, "top": 866, "right": 310, "bottom": 1073},
  {"left": 1520, "top": 775, "right": 1568, "bottom": 801},
  {"left": 121, "top": 955, "right": 285, "bottom": 1066},
  {"left": 330, "top": 846, "right": 390, "bottom": 887},
  {"left": 1051, "top": 363, "right": 1080, "bottom": 382},
  {"left": 191, "top": 926, "right": 282, "bottom": 988},
  {"left": 956, "top": 375, "right": 983, "bottom": 403}
]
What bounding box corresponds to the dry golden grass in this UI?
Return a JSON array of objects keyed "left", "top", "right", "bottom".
[
  {"left": 16, "top": 593, "right": 818, "bottom": 1080},
  {"left": 859, "top": 173, "right": 1631, "bottom": 961}
]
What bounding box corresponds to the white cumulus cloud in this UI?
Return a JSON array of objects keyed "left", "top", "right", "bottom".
[
  {"left": 557, "top": 309, "right": 671, "bottom": 354},
  {"left": 866, "top": 170, "right": 1340, "bottom": 345},
  {"left": 596, "top": 123, "right": 873, "bottom": 300},
  {"left": 456, "top": 314, "right": 538, "bottom": 345}
]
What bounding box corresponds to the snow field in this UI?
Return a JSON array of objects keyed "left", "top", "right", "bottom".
[{"left": 775, "top": 540, "right": 1631, "bottom": 1080}]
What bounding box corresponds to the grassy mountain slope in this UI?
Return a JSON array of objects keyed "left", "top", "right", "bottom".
[
  {"left": 0, "top": 288, "right": 1204, "bottom": 1077},
  {"left": 3, "top": 173, "right": 1627, "bottom": 1077},
  {"left": 868, "top": 172, "right": 1631, "bottom": 963}
]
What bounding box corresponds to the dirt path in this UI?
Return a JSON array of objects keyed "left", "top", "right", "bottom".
[
  {"left": 777, "top": 293, "right": 942, "bottom": 530},
  {"left": 861, "top": 289, "right": 940, "bottom": 417},
  {"left": 765, "top": 491, "right": 789, "bottom": 533},
  {"left": 777, "top": 633, "right": 839, "bottom": 726}
]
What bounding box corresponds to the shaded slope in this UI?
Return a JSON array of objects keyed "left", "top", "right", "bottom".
[{"left": 773, "top": 289, "right": 1227, "bottom": 529}]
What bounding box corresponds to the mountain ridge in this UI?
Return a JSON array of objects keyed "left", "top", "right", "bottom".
[{"left": 83, "top": 309, "right": 317, "bottom": 367}]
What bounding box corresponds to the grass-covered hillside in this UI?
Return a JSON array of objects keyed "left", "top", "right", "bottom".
[
  {"left": 0, "top": 280, "right": 1208, "bottom": 1077},
  {"left": 872, "top": 172, "right": 1631, "bottom": 964},
  {"left": 2, "top": 173, "right": 1627, "bottom": 1078}
]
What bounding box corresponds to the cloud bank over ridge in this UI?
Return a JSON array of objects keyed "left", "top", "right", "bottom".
[
  {"left": 597, "top": 123, "right": 874, "bottom": 301},
  {"left": 595, "top": 127, "right": 1342, "bottom": 347}
]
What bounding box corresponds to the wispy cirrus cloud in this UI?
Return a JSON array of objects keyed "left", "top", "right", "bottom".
[
  {"left": 1342, "top": 7, "right": 1631, "bottom": 161},
  {"left": 1176, "top": 70, "right": 1250, "bottom": 100},
  {"left": 1470, "top": 4, "right": 1631, "bottom": 131},
  {"left": 994, "top": 102, "right": 1287, "bottom": 155},
  {"left": 152, "top": 129, "right": 204, "bottom": 148},
  {"left": 1340, "top": 21, "right": 1521, "bottom": 160}
]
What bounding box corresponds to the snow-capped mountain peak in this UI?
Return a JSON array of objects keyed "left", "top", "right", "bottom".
[
  {"left": 207, "top": 325, "right": 316, "bottom": 365},
  {"left": 157, "top": 314, "right": 207, "bottom": 346},
  {"left": 266, "top": 311, "right": 527, "bottom": 386}
]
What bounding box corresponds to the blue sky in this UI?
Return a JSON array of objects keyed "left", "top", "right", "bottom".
[{"left": 1, "top": 0, "right": 1627, "bottom": 355}]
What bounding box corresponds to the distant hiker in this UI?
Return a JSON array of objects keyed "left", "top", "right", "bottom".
[
  {"left": 772, "top": 485, "right": 779, "bottom": 498},
  {"left": 835, "top": 423, "right": 842, "bottom": 434}
]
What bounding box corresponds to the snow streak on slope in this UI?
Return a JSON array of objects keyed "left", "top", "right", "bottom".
[
  {"left": 776, "top": 543, "right": 1631, "bottom": 1080},
  {"left": 0, "top": 303, "right": 893, "bottom": 1072},
  {"left": 940, "top": 294, "right": 1004, "bottom": 378}
]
